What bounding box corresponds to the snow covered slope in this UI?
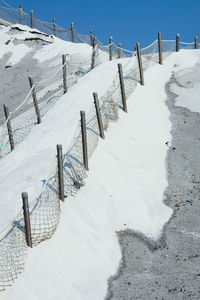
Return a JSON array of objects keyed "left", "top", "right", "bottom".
[
  {"left": 1, "top": 20, "right": 199, "bottom": 300},
  {"left": 0, "top": 24, "right": 93, "bottom": 124}
]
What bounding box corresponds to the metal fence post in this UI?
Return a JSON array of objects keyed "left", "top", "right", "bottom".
[
  {"left": 93, "top": 93, "right": 105, "bottom": 139},
  {"left": 62, "top": 54, "right": 67, "bottom": 93},
  {"left": 3, "top": 104, "right": 14, "bottom": 151},
  {"left": 118, "top": 43, "right": 122, "bottom": 59},
  {"left": 28, "top": 77, "right": 41, "bottom": 124},
  {"left": 118, "top": 64, "right": 127, "bottom": 113},
  {"left": 71, "top": 22, "right": 75, "bottom": 43},
  {"left": 80, "top": 111, "right": 89, "bottom": 171},
  {"left": 30, "top": 10, "right": 34, "bottom": 29},
  {"left": 53, "top": 18, "right": 56, "bottom": 37},
  {"left": 158, "top": 32, "right": 163, "bottom": 65},
  {"left": 195, "top": 36, "right": 198, "bottom": 49},
  {"left": 57, "top": 144, "right": 65, "bottom": 201},
  {"left": 19, "top": 4, "right": 22, "bottom": 24},
  {"left": 109, "top": 36, "right": 113, "bottom": 61},
  {"left": 22, "top": 192, "right": 32, "bottom": 248},
  {"left": 176, "top": 34, "right": 180, "bottom": 52},
  {"left": 90, "top": 29, "right": 93, "bottom": 46},
  {"left": 136, "top": 43, "right": 144, "bottom": 86}
]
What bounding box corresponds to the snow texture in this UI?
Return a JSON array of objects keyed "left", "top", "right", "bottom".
[{"left": 0, "top": 22, "right": 199, "bottom": 300}]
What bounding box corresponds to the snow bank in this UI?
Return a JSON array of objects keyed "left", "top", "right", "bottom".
[
  {"left": 0, "top": 24, "right": 92, "bottom": 68},
  {"left": 170, "top": 50, "right": 200, "bottom": 113},
  {"left": 1, "top": 43, "right": 199, "bottom": 299}
]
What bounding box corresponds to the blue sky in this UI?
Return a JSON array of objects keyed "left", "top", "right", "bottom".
[{"left": 6, "top": 0, "right": 200, "bottom": 49}]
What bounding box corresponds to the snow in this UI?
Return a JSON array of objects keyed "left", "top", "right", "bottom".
[
  {"left": 0, "top": 57, "right": 135, "bottom": 231},
  {"left": 170, "top": 50, "right": 200, "bottom": 113},
  {"left": 0, "top": 24, "right": 92, "bottom": 68},
  {"left": 1, "top": 24, "right": 199, "bottom": 299}
]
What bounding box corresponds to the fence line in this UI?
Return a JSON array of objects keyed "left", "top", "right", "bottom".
[
  {"left": 0, "top": 0, "right": 199, "bottom": 292},
  {"left": 0, "top": 35, "right": 198, "bottom": 292}
]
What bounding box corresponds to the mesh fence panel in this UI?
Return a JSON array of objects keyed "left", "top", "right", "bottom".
[
  {"left": 0, "top": 224, "right": 27, "bottom": 292},
  {"left": 94, "top": 44, "right": 110, "bottom": 66},
  {"left": 179, "top": 41, "right": 195, "bottom": 50},
  {"left": 0, "top": 59, "right": 90, "bottom": 161},
  {"left": 113, "top": 43, "right": 134, "bottom": 59},
  {"left": 141, "top": 40, "right": 159, "bottom": 70},
  {"left": 55, "top": 24, "right": 71, "bottom": 42},
  {"left": 33, "top": 18, "right": 55, "bottom": 36},
  {"left": 0, "top": 5, "right": 19, "bottom": 24},
  {"left": 74, "top": 30, "right": 91, "bottom": 44},
  {"left": 21, "top": 11, "right": 32, "bottom": 27},
  {"left": 29, "top": 166, "right": 60, "bottom": 246},
  {"left": 162, "top": 40, "right": 176, "bottom": 59},
  {"left": 0, "top": 161, "right": 59, "bottom": 291}
]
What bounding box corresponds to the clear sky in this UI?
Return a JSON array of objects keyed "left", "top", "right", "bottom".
[{"left": 6, "top": 0, "right": 200, "bottom": 50}]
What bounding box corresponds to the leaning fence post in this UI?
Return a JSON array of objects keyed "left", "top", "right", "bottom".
[
  {"left": 176, "top": 34, "right": 180, "bottom": 52},
  {"left": 28, "top": 77, "right": 41, "bottom": 124},
  {"left": 136, "top": 43, "right": 144, "bottom": 86},
  {"left": 3, "top": 104, "right": 14, "bottom": 151},
  {"left": 158, "top": 32, "right": 163, "bottom": 65},
  {"left": 109, "top": 36, "right": 113, "bottom": 61},
  {"left": 30, "top": 10, "right": 34, "bottom": 29},
  {"left": 71, "top": 22, "right": 75, "bottom": 43},
  {"left": 118, "top": 43, "right": 122, "bottom": 59},
  {"left": 53, "top": 18, "right": 56, "bottom": 36},
  {"left": 80, "top": 111, "right": 89, "bottom": 171},
  {"left": 93, "top": 93, "right": 105, "bottom": 139},
  {"left": 62, "top": 54, "right": 67, "bottom": 93},
  {"left": 90, "top": 29, "right": 93, "bottom": 46},
  {"left": 57, "top": 144, "right": 65, "bottom": 201},
  {"left": 118, "top": 64, "right": 127, "bottom": 113},
  {"left": 19, "top": 4, "right": 22, "bottom": 24},
  {"left": 195, "top": 36, "right": 198, "bottom": 49},
  {"left": 22, "top": 192, "right": 32, "bottom": 248}
]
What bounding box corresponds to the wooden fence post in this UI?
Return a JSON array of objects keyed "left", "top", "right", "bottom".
[
  {"left": 118, "top": 43, "right": 122, "bottom": 59},
  {"left": 28, "top": 77, "right": 41, "bottom": 124},
  {"left": 71, "top": 22, "right": 75, "bottom": 43},
  {"left": 19, "top": 4, "right": 22, "bottom": 24},
  {"left": 53, "top": 18, "right": 56, "bottom": 37},
  {"left": 158, "top": 32, "right": 163, "bottom": 65},
  {"left": 3, "top": 104, "right": 14, "bottom": 151},
  {"left": 92, "top": 36, "right": 97, "bottom": 49},
  {"left": 93, "top": 93, "right": 105, "bottom": 139},
  {"left": 30, "top": 10, "right": 34, "bottom": 29},
  {"left": 90, "top": 29, "right": 93, "bottom": 46},
  {"left": 62, "top": 54, "right": 67, "bottom": 93},
  {"left": 91, "top": 47, "right": 96, "bottom": 70},
  {"left": 176, "top": 34, "right": 180, "bottom": 52},
  {"left": 136, "top": 43, "right": 144, "bottom": 86},
  {"left": 109, "top": 36, "right": 113, "bottom": 61},
  {"left": 195, "top": 36, "right": 198, "bottom": 49},
  {"left": 57, "top": 144, "right": 65, "bottom": 201},
  {"left": 22, "top": 192, "right": 32, "bottom": 248},
  {"left": 118, "top": 64, "right": 127, "bottom": 113},
  {"left": 80, "top": 111, "right": 89, "bottom": 171}
]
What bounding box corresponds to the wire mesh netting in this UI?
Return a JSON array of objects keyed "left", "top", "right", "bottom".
[
  {"left": 0, "top": 0, "right": 199, "bottom": 293},
  {"left": 0, "top": 36, "right": 198, "bottom": 292},
  {"left": 0, "top": 5, "right": 19, "bottom": 24},
  {"left": 0, "top": 58, "right": 92, "bottom": 160},
  {"left": 179, "top": 41, "right": 195, "bottom": 50},
  {"left": 0, "top": 162, "right": 60, "bottom": 291}
]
